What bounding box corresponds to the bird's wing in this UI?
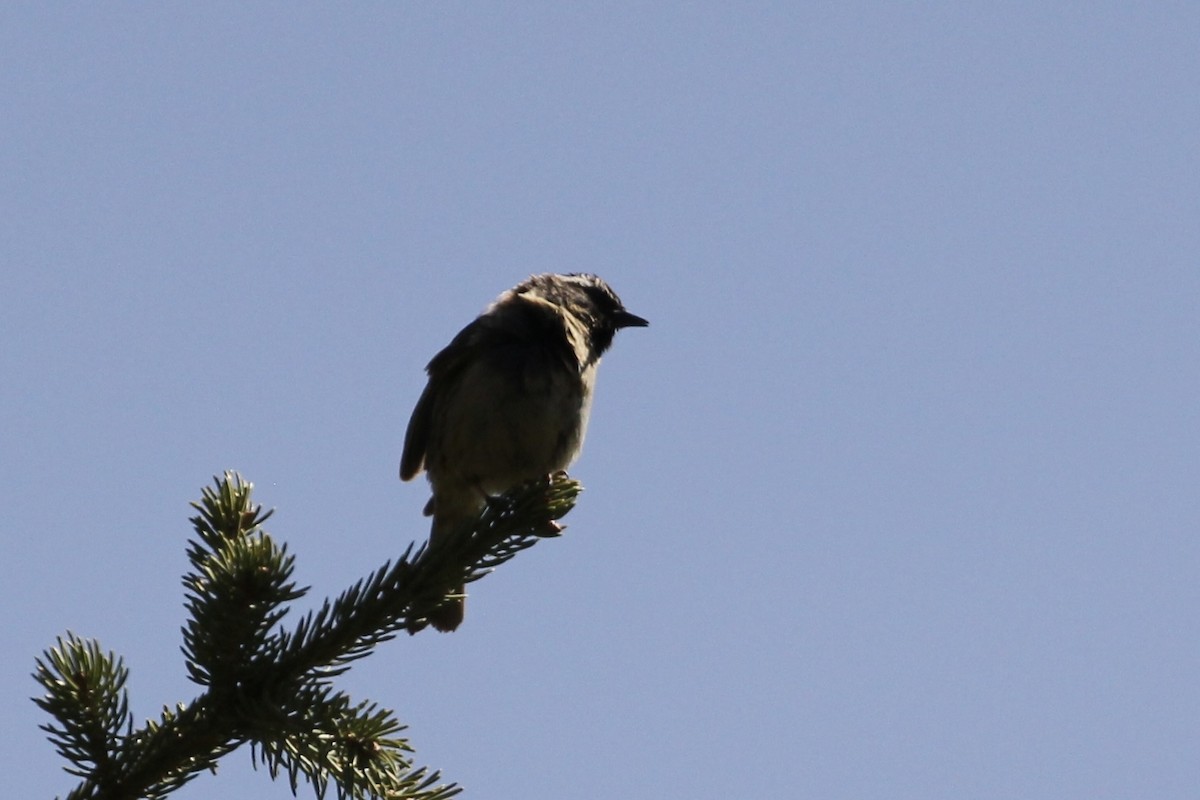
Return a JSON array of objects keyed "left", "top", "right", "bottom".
[{"left": 399, "top": 318, "right": 490, "bottom": 481}]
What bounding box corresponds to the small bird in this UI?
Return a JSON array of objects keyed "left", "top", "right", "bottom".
[{"left": 400, "top": 273, "right": 647, "bottom": 632}]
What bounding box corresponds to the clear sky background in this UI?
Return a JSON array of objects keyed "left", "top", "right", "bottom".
[{"left": 3, "top": 4, "right": 1198, "bottom": 799}]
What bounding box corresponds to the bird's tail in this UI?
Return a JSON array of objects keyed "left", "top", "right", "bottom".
[{"left": 410, "top": 493, "right": 481, "bottom": 633}]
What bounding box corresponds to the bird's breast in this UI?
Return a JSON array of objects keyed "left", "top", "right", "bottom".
[{"left": 426, "top": 351, "right": 594, "bottom": 495}]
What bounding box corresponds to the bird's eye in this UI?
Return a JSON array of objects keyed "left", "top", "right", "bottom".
[{"left": 582, "top": 286, "right": 620, "bottom": 315}]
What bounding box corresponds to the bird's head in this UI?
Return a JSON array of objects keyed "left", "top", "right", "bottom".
[{"left": 512, "top": 273, "right": 648, "bottom": 358}]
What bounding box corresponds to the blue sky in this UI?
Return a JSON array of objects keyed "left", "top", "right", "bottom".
[{"left": 3, "top": 4, "right": 1198, "bottom": 799}]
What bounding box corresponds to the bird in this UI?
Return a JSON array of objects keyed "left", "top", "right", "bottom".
[{"left": 400, "top": 273, "right": 647, "bottom": 632}]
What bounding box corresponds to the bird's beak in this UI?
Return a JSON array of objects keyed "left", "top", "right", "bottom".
[{"left": 614, "top": 310, "right": 649, "bottom": 329}]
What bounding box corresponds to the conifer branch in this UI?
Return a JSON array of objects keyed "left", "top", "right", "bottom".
[{"left": 34, "top": 471, "right": 580, "bottom": 800}]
